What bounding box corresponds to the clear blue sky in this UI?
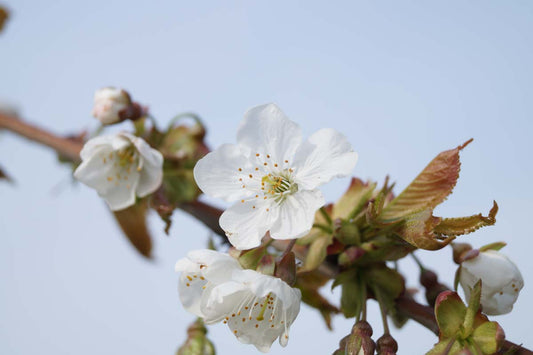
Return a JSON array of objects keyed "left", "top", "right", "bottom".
[{"left": 1, "top": 1, "right": 532, "bottom": 354}]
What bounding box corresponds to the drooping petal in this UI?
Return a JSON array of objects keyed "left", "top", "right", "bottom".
[
  {"left": 269, "top": 189, "right": 325, "bottom": 240},
  {"left": 237, "top": 104, "right": 302, "bottom": 165},
  {"left": 194, "top": 143, "right": 254, "bottom": 202},
  {"left": 219, "top": 199, "right": 277, "bottom": 250},
  {"left": 292, "top": 128, "right": 358, "bottom": 190}
]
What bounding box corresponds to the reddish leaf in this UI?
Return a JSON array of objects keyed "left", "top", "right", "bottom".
[
  {"left": 112, "top": 201, "right": 152, "bottom": 258},
  {"left": 381, "top": 139, "right": 472, "bottom": 221},
  {"left": 395, "top": 209, "right": 456, "bottom": 250},
  {"left": 434, "top": 201, "right": 498, "bottom": 237}
]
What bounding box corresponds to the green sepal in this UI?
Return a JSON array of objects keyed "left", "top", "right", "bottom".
[{"left": 435, "top": 291, "right": 467, "bottom": 339}]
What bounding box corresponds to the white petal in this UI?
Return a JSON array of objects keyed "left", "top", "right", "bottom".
[
  {"left": 185, "top": 249, "right": 242, "bottom": 284},
  {"left": 219, "top": 199, "right": 277, "bottom": 250},
  {"left": 194, "top": 144, "right": 254, "bottom": 202},
  {"left": 292, "top": 128, "right": 358, "bottom": 190},
  {"left": 78, "top": 135, "right": 118, "bottom": 160},
  {"left": 202, "top": 280, "right": 249, "bottom": 324},
  {"left": 213, "top": 270, "right": 301, "bottom": 352},
  {"left": 126, "top": 135, "right": 164, "bottom": 197},
  {"left": 269, "top": 189, "right": 325, "bottom": 240},
  {"left": 237, "top": 104, "right": 302, "bottom": 164},
  {"left": 176, "top": 259, "right": 207, "bottom": 317},
  {"left": 101, "top": 172, "right": 140, "bottom": 211}
]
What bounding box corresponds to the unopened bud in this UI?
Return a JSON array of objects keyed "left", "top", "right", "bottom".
[
  {"left": 345, "top": 321, "right": 375, "bottom": 355},
  {"left": 0, "top": 6, "right": 9, "bottom": 32},
  {"left": 420, "top": 269, "right": 449, "bottom": 306},
  {"left": 334, "top": 219, "right": 361, "bottom": 245},
  {"left": 338, "top": 246, "right": 366, "bottom": 267},
  {"left": 452, "top": 243, "right": 473, "bottom": 264},
  {"left": 92, "top": 87, "right": 134, "bottom": 125},
  {"left": 177, "top": 319, "right": 215, "bottom": 355},
  {"left": 376, "top": 334, "right": 398, "bottom": 355}
]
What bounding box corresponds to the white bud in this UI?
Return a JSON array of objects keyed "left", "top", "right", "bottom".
[
  {"left": 459, "top": 249, "right": 523, "bottom": 315},
  {"left": 91, "top": 87, "right": 131, "bottom": 125}
]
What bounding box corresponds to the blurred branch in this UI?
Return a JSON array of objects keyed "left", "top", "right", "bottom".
[{"left": 0, "top": 113, "right": 82, "bottom": 162}]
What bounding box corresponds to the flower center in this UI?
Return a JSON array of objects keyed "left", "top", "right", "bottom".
[{"left": 261, "top": 171, "right": 298, "bottom": 202}]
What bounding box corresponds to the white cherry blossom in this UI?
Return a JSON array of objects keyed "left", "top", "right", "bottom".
[
  {"left": 174, "top": 249, "right": 243, "bottom": 317},
  {"left": 74, "top": 133, "right": 163, "bottom": 211},
  {"left": 175, "top": 250, "right": 302, "bottom": 353},
  {"left": 92, "top": 87, "right": 131, "bottom": 125},
  {"left": 203, "top": 270, "right": 301, "bottom": 353},
  {"left": 194, "top": 103, "right": 358, "bottom": 250},
  {"left": 459, "top": 249, "right": 524, "bottom": 315}
]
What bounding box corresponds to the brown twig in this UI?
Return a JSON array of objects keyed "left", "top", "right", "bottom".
[{"left": 0, "top": 113, "right": 82, "bottom": 162}]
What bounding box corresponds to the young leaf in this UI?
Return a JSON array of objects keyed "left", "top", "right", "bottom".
[
  {"left": 332, "top": 178, "right": 377, "bottom": 220},
  {"left": 112, "top": 201, "right": 152, "bottom": 258},
  {"left": 381, "top": 139, "right": 472, "bottom": 221},
  {"left": 394, "top": 208, "right": 456, "bottom": 250},
  {"left": 301, "top": 233, "right": 334, "bottom": 272},
  {"left": 434, "top": 202, "right": 498, "bottom": 237}
]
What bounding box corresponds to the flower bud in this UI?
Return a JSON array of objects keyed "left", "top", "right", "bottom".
[
  {"left": 376, "top": 334, "right": 397, "bottom": 355},
  {"left": 177, "top": 319, "right": 215, "bottom": 355},
  {"left": 91, "top": 87, "right": 132, "bottom": 125},
  {"left": 459, "top": 250, "right": 523, "bottom": 315}
]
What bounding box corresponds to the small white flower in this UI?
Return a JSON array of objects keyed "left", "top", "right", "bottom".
[
  {"left": 74, "top": 133, "right": 163, "bottom": 211},
  {"left": 459, "top": 249, "right": 524, "bottom": 315},
  {"left": 174, "top": 249, "right": 243, "bottom": 317},
  {"left": 175, "top": 250, "right": 302, "bottom": 353},
  {"left": 92, "top": 87, "right": 131, "bottom": 125},
  {"left": 194, "top": 103, "right": 358, "bottom": 250}
]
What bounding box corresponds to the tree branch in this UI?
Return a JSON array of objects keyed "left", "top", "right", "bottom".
[{"left": 0, "top": 113, "right": 82, "bottom": 162}]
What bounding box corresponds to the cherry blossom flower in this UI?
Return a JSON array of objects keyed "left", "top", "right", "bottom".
[
  {"left": 174, "top": 249, "right": 243, "bottom": 317},
  {"left": 194, "top": 103, "right": 358, "bottom": 250},
  {"left": 175, "top": 250, "right": 302, "bottom": 353},
  {"left": 74, "top": 133, "right": 163, "bottom": 211},
  {"left": 459, "top": 250, "right": 524, "bottom": 315},
  {"left": 91, "top": 87, "right": 131, "bottom": 125}
]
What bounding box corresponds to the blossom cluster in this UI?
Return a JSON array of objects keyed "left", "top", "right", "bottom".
[{"left": 72, "top": 90, "right": 525, "bottom": 353}]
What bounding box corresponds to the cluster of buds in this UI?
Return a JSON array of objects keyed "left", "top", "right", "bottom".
[{"left": 333, "top": 321, "right": 376, "bottom": 355}]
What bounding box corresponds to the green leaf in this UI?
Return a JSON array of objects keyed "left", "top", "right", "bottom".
[
  {"left": 340, "top": 271, "right": 366, "bottom": 318},
  {"left": 426, "top": 338, "right": 456, "bottom": 355},
  {"left": 381, "top": 140, "right": 472, "bottom": 221},
  {"left": 333, "top": 178, "right": 377, "bottom": 220},
  {"left": 301, "top": 233, "right": 334, "bottom": 272},
  {"left": 112, "top": 201, "right": 152, "bottom": 258},
  {"left": 365, "top": 265, "right": 405, "bottom": 301},
  {"left": 471, "top": 321, "right": 505, "bottom": 355},
  {"left": 435, "top": 291, "right": 467, "bottom": 339},
  {"left": 434, "top": 202, "right": 498, "bottom": 237},
  {"left": 479, "top": 241, "right": 506, "bottom": 252},
  {"left": 463, "top": 280, "right": 482, "bottom": 336}
]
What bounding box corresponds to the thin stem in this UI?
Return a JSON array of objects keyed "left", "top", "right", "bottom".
[
  {"left": 376, "top": 290, "right": 390, "bottom": 335},
  {"left": 279, "top": 239, "right": 297, "bottom": 261},
  {"left": 411, "top": 253, "right": 426, "bottom": 272}
]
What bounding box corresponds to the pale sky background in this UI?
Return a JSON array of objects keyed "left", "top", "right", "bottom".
[{"left": 1, "top": 1, "right": 532, "bottom": 354}]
